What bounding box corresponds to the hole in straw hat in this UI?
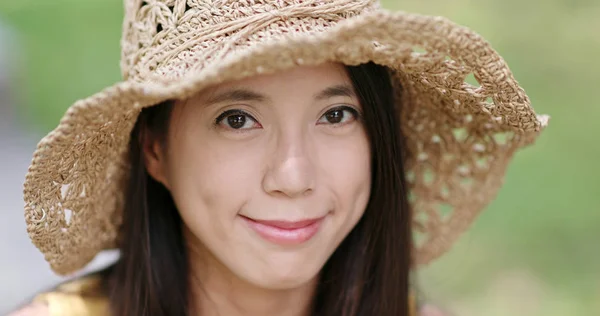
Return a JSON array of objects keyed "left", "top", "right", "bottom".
[
  {"left": 168, "top": 5, "right": 174, "bottom": 13},
  {"left": 405, "top": 170, "right": 415, "bottom": 184},
  {"left": 413, "top": 211, "right": 429, "bottom": 231},
  {"left": 457, "top": 164, "right": 470, "bottom": 176},
  {"left": 407, "top": 190, "right": 417, "bottom": 204},
  {"left": 141, "top": 1, "right": 148, "bottom": 8},
  {"left": 412, "top": 229, "right": 426, "bottom": 248},
  {"left": 452, "top": 127, "right": 468, "bottom": 142},
  {"left": 464, "top": 73, "right": 480, "bottom": 88},
  {"left": 475, "top": 157, "right": 489, "bottom": 169},
  {"left": 412, "top": 46, "right": 427, "bottom": 55},
  {"left": 423, "top": 168, "right": 434, "bottom": 185},
  {"left": 64, "top": 209, "right": 72, "bottom": 225},
  {"left": 493, "top": 131, "right": 513, "bottom": 145},
  {"left": 472, "top": 143, "right": 486, "bottom": 153},
  {"left": 438, "top": 203, "right": 453, "bottom": 219},
  {"left": 156, "top": 23, "right": 163, "bottom": 33},
  {"left": 442, "top": 153, "right": 455, "bottom": 163},
  {"left": 60, "top": 184, "right": 70, "bottom": 200},
  {"left": 439, "top": 185, "right": 450, "bottom": 200},
  {"left": 185, "top": 2, "right": 192, "bottom": 12},
  {"left": 460, "top": 176, "right": 474, "bottom": 187}
]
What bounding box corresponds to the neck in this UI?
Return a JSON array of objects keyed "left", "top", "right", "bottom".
[{"left": 185, "top": 233, "right": 318, "bottom": 316}]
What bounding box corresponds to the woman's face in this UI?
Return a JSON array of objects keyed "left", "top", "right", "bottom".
[{"left": 146, "top": 63, "right": 371, "bottom": 289}]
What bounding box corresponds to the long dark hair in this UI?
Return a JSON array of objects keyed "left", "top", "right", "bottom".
[{"left": 105, "top": 62, "right": 412, "bottom": 315}]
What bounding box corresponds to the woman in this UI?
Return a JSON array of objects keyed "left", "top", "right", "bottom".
[{"left": 14, "top": 0, "right": 548, "bottom": 315}]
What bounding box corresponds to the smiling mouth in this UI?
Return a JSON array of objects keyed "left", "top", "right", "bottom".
[{"left": 240, "top": 215, "right": 325, "bottom": 245}]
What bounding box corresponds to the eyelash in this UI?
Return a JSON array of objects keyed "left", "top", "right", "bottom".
[
  {"left": 215, "top": 109, "right": 261, "bottom": 131},
  {"left": 214, "top": 106, "right": 361, "bottom": 131},
  {"left": 317, "top": 106, "right": 361, "bottom": 126}
]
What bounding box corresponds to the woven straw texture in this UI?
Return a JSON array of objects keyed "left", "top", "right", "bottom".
[{"left": 23, "top": 0, "right": 548, "bottom": 275}]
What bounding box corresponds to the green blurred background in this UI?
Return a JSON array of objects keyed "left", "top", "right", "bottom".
[{"left": 0, "top": 0, "right": 597, "bottom": 315}]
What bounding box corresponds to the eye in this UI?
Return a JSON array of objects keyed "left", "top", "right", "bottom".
[
  {"left": 317, "top": 106, "right": 359, "bottom": 125},
  {"left": 215, "top": 109, "right": 261, "bottom": 130}
]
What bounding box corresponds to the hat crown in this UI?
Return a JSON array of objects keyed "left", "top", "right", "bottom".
[{"left": 120, "top": 0, "right": 378, "bottom": 80}]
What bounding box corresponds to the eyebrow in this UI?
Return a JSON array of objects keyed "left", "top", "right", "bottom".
[
  {"left": 313, "top": 84, "right": 356, "bottom": 101},
  {"left": 204, "top": 89, "right": 268, "bottom": 106},
  {"left": 203, "top": 84, "right": 356, "bottom": 106}
]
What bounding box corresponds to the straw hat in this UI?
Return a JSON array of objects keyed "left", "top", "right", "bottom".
[{"left": 23, "top": 0, "right": 549, "bottom": 275}]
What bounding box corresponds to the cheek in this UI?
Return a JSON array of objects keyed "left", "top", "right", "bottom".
[
  {"left": 316, "top": 130, "right": 371, "bottom": 221},
  {"left": 164, "top": 126, "right": 268, "bottom": 245}
]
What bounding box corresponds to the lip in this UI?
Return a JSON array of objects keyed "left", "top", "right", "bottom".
[{"left": 241, "top": 215, "right": 325, "bottom": 246}]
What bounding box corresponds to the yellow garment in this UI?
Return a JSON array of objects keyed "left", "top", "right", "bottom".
[
  {"left": 32, "top": 275, "right": 418, "bottom": 316},
  {"left": 33, "top": 275, "right": 109, "bottom": 316}
]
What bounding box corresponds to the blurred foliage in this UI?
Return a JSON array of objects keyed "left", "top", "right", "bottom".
[{"left": 0, "top": 0, "right": 598, "bottom": 315}]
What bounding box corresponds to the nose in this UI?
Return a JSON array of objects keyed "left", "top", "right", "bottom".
[{"left": 262, "top": 136, "right": 316, "bottom": 198}]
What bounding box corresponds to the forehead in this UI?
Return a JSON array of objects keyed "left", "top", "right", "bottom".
[{"left": 194, "top": 63, "right": 354, "bottom": 102}]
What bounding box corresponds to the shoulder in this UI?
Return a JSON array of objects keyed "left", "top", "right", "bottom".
[
  {"left": 418, "top": 304, "right": 451, "bottom": 316},
  {"left": 411, "top": 290, "right": 451, "bottom": 316},
  {"left": 7, "top": 303, "right": 49, "bottom": 316}
]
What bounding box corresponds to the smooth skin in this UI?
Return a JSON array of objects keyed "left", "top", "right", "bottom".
[{"left": 146, "top": 63, "right": 371, "bottom": 316}]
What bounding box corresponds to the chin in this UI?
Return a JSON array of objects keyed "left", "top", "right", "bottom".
[
  {"left": 255, "top": 270, "right": 319, "bottom": 290},
  {"left": 239, "top": 257, "right": 323, "bottom": 290}
]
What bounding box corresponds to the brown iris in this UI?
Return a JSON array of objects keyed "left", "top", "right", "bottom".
[
  {"left": 325, "top": 109, "right": 345, "bottom": 124},
  {"left": 227, "top": 114, "right": 246, "bottom": 129}
]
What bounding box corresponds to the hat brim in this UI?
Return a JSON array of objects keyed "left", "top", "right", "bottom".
[{"left": 23, "top": 9, "right": 548, "bottom": 275}]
